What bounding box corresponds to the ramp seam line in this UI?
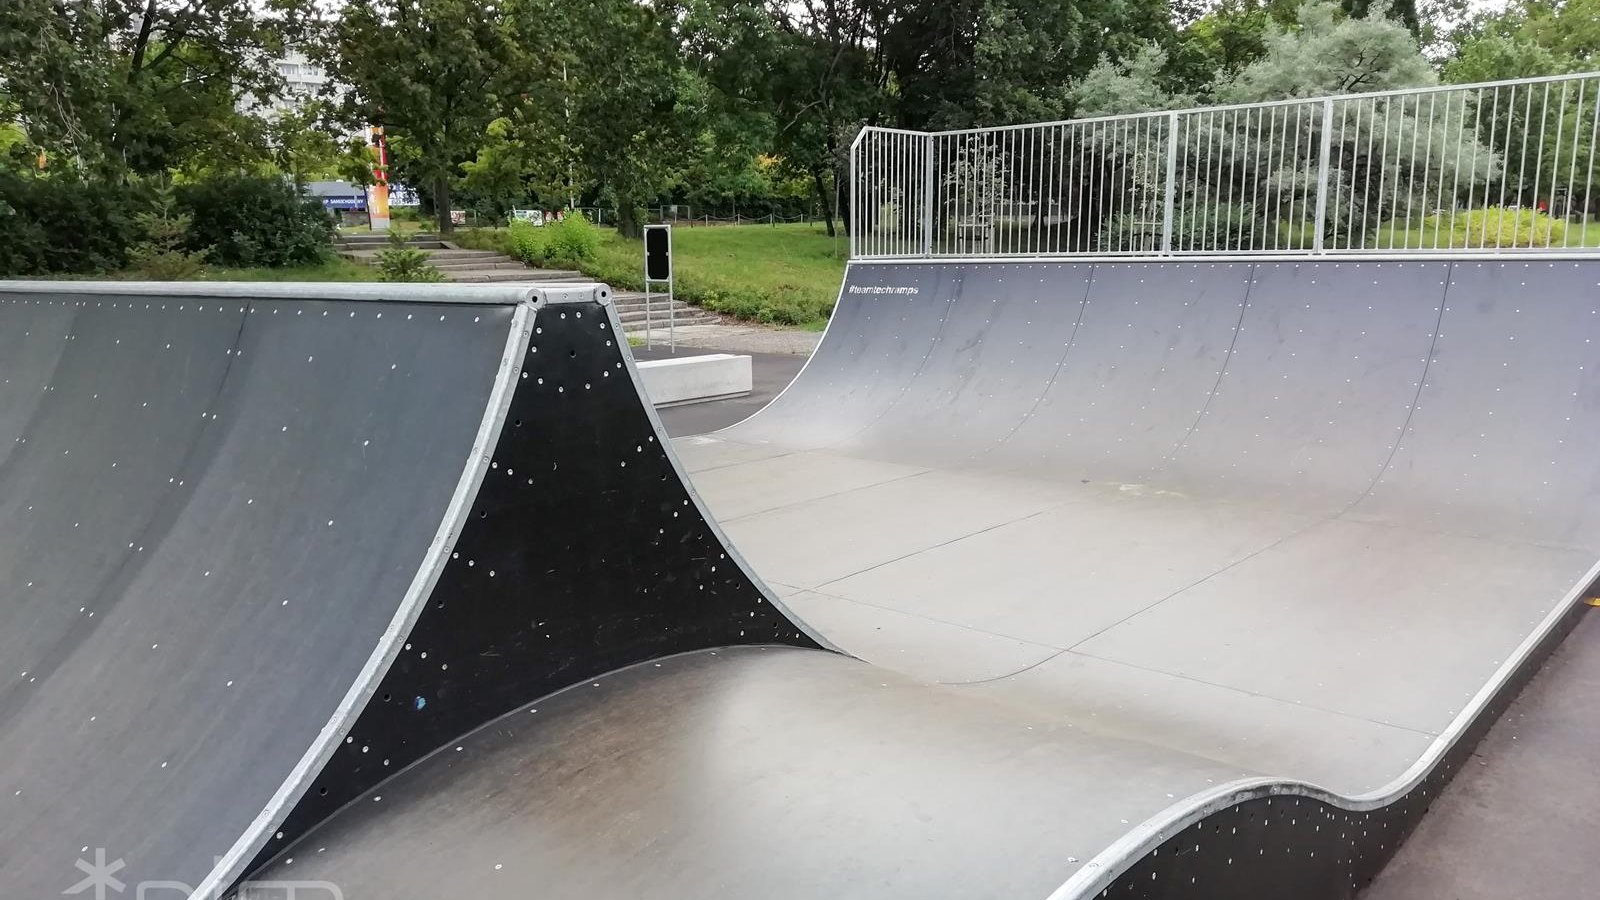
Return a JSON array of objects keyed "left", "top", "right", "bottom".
[
  {"left": 1152, "top": 262, "right": 1257, "bottom": 476},
  {"left": 979, "top": 264, "right": 1096, "bottom": 456}
]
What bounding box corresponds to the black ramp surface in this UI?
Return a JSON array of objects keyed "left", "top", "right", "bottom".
[
  {"left": 253, "top": 291, "right": 818, "bottom": 869},
  {"left": 0, "top": 288, "right": 515, "bottom": 896}
]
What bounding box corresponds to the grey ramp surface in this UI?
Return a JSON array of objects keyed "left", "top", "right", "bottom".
[
  {"left": 0, "top": 288, "right": 514, "bottom": 896},
  {"left": 687, "top": 258, "right": 1600, "bottom": 798},
  {"left": 246, "top": 646, "right": 1250, "bottom": 900}
]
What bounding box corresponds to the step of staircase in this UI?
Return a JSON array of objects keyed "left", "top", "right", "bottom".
[
  {"left": 424, "top": 256, "right": 524, "bottom": 270},
  {"left": 614, "top": 307, "right": 716, "bottom": 325},
  {"left": 620, "top": 314, "right": 720, "bottom": 333},
  {"left": 335, "top": 233, "right": 440, "bottom": 246}
]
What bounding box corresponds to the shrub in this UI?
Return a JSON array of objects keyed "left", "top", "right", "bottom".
[
  {"left": 1447, "top": 206, "right": 1567, "bottom": 248},
  {"left": 1099, "top": 201, "right": 1262, "bottom": 252},
  {"left": 176, "top": 175, "right": 333, "bottom": 267},
  {"left": 126, "top": 191, "right": 210, "bottom": 280},
  {"left": 506, "top": 219, "right": 547, "bottom": 263},
  {"left": 0, "top": 173, "right": 150, "bottom": 275},
  {"left": 374, "top": 230, "right": 445, "bottom": 282},
  {"left": 543, "top": 210, "right": 600, "bottom": 264}
]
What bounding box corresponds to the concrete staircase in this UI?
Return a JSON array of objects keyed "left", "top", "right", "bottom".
[
  {"left": 334, "top": 233, "right": 583, "bottom": 283},
  {"left": 610, "top": 291, "right": 719, "bottom": 331},
  {"left": 334, "top": 233, "right": 719, "bottom": 331}
]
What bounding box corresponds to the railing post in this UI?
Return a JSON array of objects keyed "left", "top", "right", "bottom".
[
  {"left": 1312, "top": 98, "right": 1335, "bottom": 253},
  {"left": 849, "top": 127, "right": 863, "bottom": 259},
  {"left": 1162, "top": 112, "right": 1179, "bottom": 254},
  {"left": 922, "top": 133, "right": 936, "bottom": 256}
]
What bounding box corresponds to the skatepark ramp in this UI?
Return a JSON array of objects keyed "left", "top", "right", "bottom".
[
  {"left": 5, "top": 253, "right": 1597, "bottom": 900},
  {"left": 0, "top": 282, "right": 816, "bottom": 899},
  {"left": 5, "top": 72, "right": 1600, "bottom": 900}
]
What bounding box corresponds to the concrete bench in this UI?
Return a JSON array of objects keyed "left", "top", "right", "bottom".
[{"left": 636, "top": 353, "right": 752, "bottom": 406}]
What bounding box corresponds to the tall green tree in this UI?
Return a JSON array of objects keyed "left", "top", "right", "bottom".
[
  {"left": 505, "top": 0, "right": 700, "bottom": 237},
  {"left": 0, "top": 0, "right": 290, "bottom": 177},
  {"left": 315, "top": 0, "right": 518, "bottom": 232}
]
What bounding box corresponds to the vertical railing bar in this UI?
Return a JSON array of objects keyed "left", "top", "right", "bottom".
[
  {"left": 1163, "top": 112, "right": 1178, "bottom": 254},
  {"left": 1549, "top": 80, "right": 1569, "bottom": 248},
  {"left": 1446, "top": 90, "right": 1465, "bottom": 249},
  {"left": 1434, "top": 91, "right": 1452, "bottom": 249},
  {"left": 1056, "top": 123, "right": 1067, "bottom": 254},
  {"left": 1459, "top": 89, "right": 1481, "bottom": 249},
  {"left": 1212, "top": 108, "right": 1226, "bottom": 251},
  {"left": 1408, "top": 94, "right": 1428, "bottom": 248},
  {"left": 1532, "top": 82, "right": 1555, "bottom": 249},
  {"left": 1583, "top": 81, "right": 1600, "bottom": 249},
  {"left": 1376, "top": 98, "right": 1393, "bottom": 249},
  {"left": 923, "top": 133, "right": 935, "bottom": 255},
  {"left": 1512, "top": 85, "right": 1534, "bottom": 246},
  {"left": 1313, "top": 98, "right": 1334, "bottom": 253},
  {"left": 1563, "top": 81, "right": 1583, "bottom": 248}
]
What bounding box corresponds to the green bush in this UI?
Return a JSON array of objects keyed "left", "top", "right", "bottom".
[
  {"left": 127, "top": 191, "right": 210, "bottom": 280},
  {"left": 1448, "top": 206, "right": 1567, "bottom": 248},
  {"left": 1099, "top": 201, "right": 1262, "bottom": 252},
  {"left": 543, "top": 210, "right": 600, "bottom": 264},
  {"left": 506, "top": 219, "right": 547, "bottom": 263},
  {"left": 0, "top": 173, "right": 150, "bottom": 275},
  {"left": 176, "top": 175, "right": 333, "bottom": 267},
  {"left": 499, "top": 212, "right": 600, "bottom": 267},
  {"left": 374, "top": 230, "right": 444, "bottom": 282}
]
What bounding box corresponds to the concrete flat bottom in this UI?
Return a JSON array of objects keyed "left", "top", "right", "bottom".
[
  {"left": 1362, "top": 610, "right": 1600, "bottom": 899},
  {"left": 681, "top": 439, "right": 1589, "bottom": 794}
]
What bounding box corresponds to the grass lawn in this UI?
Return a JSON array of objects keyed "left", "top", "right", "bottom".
[
  {"left": 457, "top": 221, "right": 848, "bottom": 329},
  {"left": 197, "top": 257, "right": 377, "bottom": 281}
]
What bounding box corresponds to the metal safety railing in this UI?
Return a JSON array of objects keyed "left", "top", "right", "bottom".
[{"left": 849, "top": 72, "right": 1600, "bottom": 259}]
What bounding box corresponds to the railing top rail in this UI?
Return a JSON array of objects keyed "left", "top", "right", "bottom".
[{"left": 850, "top": 70, "right": 1600, "bottom": 140}]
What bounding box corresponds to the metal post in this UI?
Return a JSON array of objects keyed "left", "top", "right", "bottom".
[
  {"left": 642, "top": 254, "right": 652, "bottom": 351},
  {"left": 1312, "top": 98, "right": 1334, "bottom": 253},
  {"left": 922, "top": 133, "right": 936, "bottom": 255},
  {"left": 1162, "top": 112, "right": 1178, "bottom": 253},
  {"left": 849, "top": 127, "right": 862, "bottom": 259}
]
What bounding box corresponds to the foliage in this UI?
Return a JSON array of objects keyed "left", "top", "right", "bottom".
[
  {"left": 502, "top": 212, "right": 601, "bottom": 267},
  {"left": 315, "top": 0, "right": 519, "bottom": 232},
  {"left": 176, "top": 175, "right": 333, "bottom": 267},
  {"left": 1447, "top": 206, "right": 1567, "bottom": 248},
  {"left": 1216, "top": 1, "right": 1436, "bottom": 102},
  {"left": 543, "top": 211, "right": 601, "bottom": 264},
  {"left": 373, "top": 230, "right": 444, "bottom": 282},
  {"left": 0, "top": 0, "right": 294, "bottom": 177},
  {"left": 1069, "top": 45, "right": 1198, "bottom": 117},
  {"left": 0, "top": 173, "right": 151, "bottom": 275},
  {"left": 504, "top": 0, "right": 693, "bottom": 238},
  {"left": 1100, "top": 201, "right": 1262, "bottom": 251},
  {"left": 127, "top": 189, "right": 210, "bottom": 279},
  {"left": 506, "top": 220, "right": 547, "bottom": 263}
]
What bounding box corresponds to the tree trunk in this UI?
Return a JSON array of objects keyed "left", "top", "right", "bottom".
[
  {"left": 434, "top": 175, "right": 454, "bottom": 233},
  {"left": 811, "top": 166, "right": 836, "bottom": 237},
  {"left": 616, "top": 201, "right": 641, "bottom": 240}
]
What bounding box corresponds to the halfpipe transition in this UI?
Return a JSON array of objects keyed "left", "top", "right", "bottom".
[
  {"left": 2, "top": 261, "right": 1596, "bottom": 900},
  {"left": 0, "top": 281, "right": 816, "bottom": 899}
]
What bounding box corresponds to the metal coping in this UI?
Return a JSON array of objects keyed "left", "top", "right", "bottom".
[{"left": 0, "top": 280, "right": 610, "bottom": 306}]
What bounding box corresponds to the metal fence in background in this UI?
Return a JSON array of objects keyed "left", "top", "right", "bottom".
[{"left": 850, "top": 72, "right": 1600, "bottom": 259}]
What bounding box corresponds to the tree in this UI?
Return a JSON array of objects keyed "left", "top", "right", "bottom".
[
  {"left": 1216, "top": 1, "right": 1435, "bottom": 102},
  {"left": 0, "top": 0, "right": 290, "bottom": 177},
  {"left": 316, "top": 0, "right": 518, "bottom": 232},
  {"left": 505, "top": 0, "right": 698, "bottom": 238}
]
